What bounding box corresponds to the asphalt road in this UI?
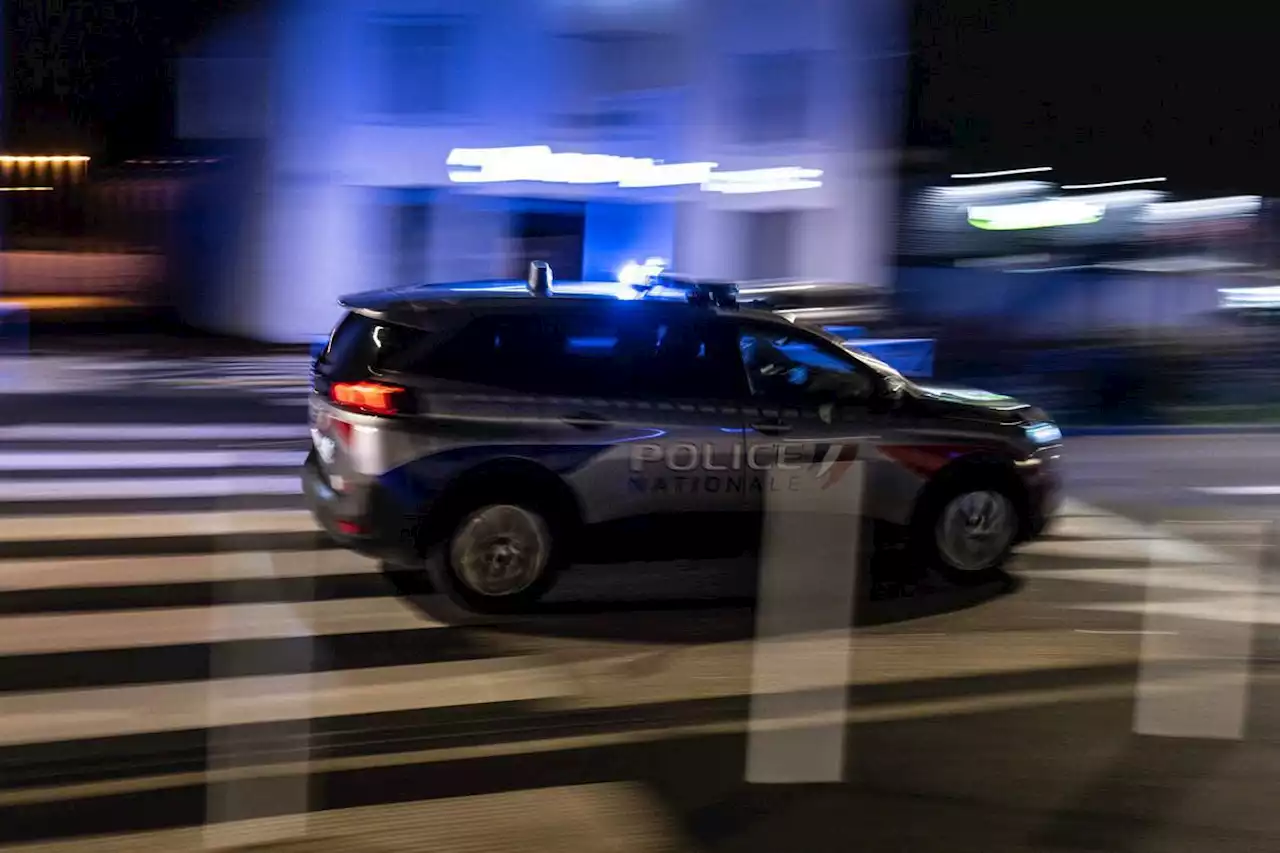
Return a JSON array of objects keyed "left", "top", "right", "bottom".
[
  {"left": 2, "top": 380, "right": 1280, "bottom": 851},
  {"left": 1066, "top": 434, "right": 1280, "bottom": 528}
]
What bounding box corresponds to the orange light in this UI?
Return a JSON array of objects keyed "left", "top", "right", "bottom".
[
  {"left": 0, "top": 155, "right": 90, "bottom": 165},
  {"left": 330, "top": 381, "right": 405, "bottom": 415},
  {"left": 0, "top": 296, "right": 135, "bottom": 310}
]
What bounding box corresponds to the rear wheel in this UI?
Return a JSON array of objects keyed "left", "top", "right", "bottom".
[
  {"left": 914, "top": 478, "right": 1022, "bottom": 584},
  {"left": 424, "top": 499, "right": 564, "bottom": 613}
]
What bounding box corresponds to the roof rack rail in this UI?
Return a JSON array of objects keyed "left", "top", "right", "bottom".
[{"left": 640, "top": 273, "right": 739, "bottom": 309}]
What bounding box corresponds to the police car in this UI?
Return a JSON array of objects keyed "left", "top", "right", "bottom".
[{"left": 304, "top": 263, "right": 1062, "bottom": 612}]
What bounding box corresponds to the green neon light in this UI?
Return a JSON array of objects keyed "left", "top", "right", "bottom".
[{"left": 967, "top": 200, "right": 1105, "bottom": 231}]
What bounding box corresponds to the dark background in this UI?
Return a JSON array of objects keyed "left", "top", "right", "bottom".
[{"left": 3, "top": 0, "right": 1276, "bottom": 193}]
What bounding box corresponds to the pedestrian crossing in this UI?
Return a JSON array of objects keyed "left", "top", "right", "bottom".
[
  {"left": 3, "top": 354, "right": 316, "bottom": 401},
  {"left": 0, "top": 422, "right": 309, "bottom": 515},
  {"left": 0, "top": 482, "right": 1276, "bottom": 845}
]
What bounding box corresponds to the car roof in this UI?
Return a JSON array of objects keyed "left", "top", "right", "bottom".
[{"left": 337, "top": 279, "right": 787, "bottom": 330}]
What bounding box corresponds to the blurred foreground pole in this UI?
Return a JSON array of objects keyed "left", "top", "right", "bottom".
[
  {"left": 1133, "top": 522, "right": 1262, "bottom": 739},
  {"left": 203, "top": 504, "right": 316, "bottom": 847},
  {"left": 746, "top": 462, "right": 864, "bottom": 783}
]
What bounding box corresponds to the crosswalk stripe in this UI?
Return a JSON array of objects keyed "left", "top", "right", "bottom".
[
  {"left": 1026, "top": 566, "right": 1276, "bottom": 593},
  {"left": 0, "top": 510, "right": 316, "bottom": 543},
  {"left": 1071, "top": 595, "right": 1279, "bottom": 625},
  {"left": 0, "top": 657, "right": 575, "bottom": 748},
  {"left": 0, "top": 784, "right": 677, "bottom": 853},
  {"left": 0, "top": 550, "right": 377, "bottom": 591},
  {"left": 0, "top": 450, "right": 307, "bottom": 471},
  {"left": 0, "top": 475, "right": 302, "bottom": 501},
  {"left": 1193, "top": 485, "right": 1280, "bottom": 496},
  {"left": 0, "top": 424, "right": 310, "bottom": 441},
  {"left": 0, "top": 597, "right": 448, "bottom": 656}
]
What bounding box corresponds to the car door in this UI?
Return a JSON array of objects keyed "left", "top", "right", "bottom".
[
  {"left": 542, "top": 304, "right": 749, "bottom": 556},
  {"left": 734, "top": 319, "right": 911, "bottom": 527}
]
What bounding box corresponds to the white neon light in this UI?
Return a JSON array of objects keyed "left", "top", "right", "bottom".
[
  {"left": 446, "top": 147, "right": 822, "bottom": 194},
  {"left": 1066, "top": 190, "right": 1166, "bottom": 206},
  {"left": 950, "top": 166, "right": 1053, "bottom": 179},
  {"left": 1219, "top": 286, "right": 1280, "bottom": 309},
  {"left": 927, "top": 181, "right": 1053, "bottom": 201},
  {"left": 1061, "top": 177, "right": 1167, "bottom": 190},
  {"left": 967, "top": 199, "right": 1105, "bottom": 231},
  {"left": 703, "top": 167, "right": 823, "bottom": 194},
  {"left": 1139, "top": 196, "right": 1262, "bottom": 223}
]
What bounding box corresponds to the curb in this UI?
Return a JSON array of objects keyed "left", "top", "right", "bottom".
[{"left": 1063, "top": 424, "right": 1280, "bottom": 437}]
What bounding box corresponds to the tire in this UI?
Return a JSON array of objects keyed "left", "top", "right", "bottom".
[
  {"left": 423, "top": 496, "right": 566, "bottom": 614},
  {"left": 912, "top": 475, "right": 1022, "bottom": 585}
]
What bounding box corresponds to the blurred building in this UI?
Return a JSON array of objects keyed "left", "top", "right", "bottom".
[
  {"left": 175, "top": 0, "right": 906, "bottom": 342},
  {"left": 0, "top": 155, "right": 179, "bottom": 310}
]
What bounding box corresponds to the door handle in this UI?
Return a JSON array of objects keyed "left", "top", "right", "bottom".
[
  {"left": 562, "top": 412, "right": 611, "bottom": 431},
  {"left": 750, "top": 420, "right": 793, "bottom": 436}
]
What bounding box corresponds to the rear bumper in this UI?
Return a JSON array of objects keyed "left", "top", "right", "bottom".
[{"left": 302, "top": 451, "right": 421, "bottom": 564}]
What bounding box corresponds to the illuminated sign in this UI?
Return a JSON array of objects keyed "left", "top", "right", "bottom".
[
  {"left": 446, "top": 146, "right": 822, "bottom": 194},
  {"left": 967, "top": 199, "right": 1105, "bottom": 231}
]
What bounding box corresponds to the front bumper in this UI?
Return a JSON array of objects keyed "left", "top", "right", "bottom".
[
  {"left": 302, "top": 451, "right": 421, "bottom": 564},
  {"left": 1018, "top": 448, "right": 1063, "bottom": 540}
]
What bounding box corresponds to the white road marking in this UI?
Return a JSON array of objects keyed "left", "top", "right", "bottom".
[
  {"left": 0, "top": 596, "right": 447, "bottom": 656},
  {"left": 13, "top": 784, "right": 683, "bottom": 853},
  {"left": 1133, "top": 530, "right": 1264, "bottom": 740},
  {"left": 0, "top": 509, "right": 316, "bottom": 543},
  {"left": 205, "top": 551, "right": 313, "bottom": 846},
  {"left": 0, "top": 550, "right": 377, "bottom": 591},
  {"left": 0, "top": 450, "right": 306, "bottom": 471},
  {"left": 0, "top": 658, "right": 575, "bottom": 747},
  {"left": 0, "top": 424, "right": 309, "bottom": 441},
  {"left": 1193, "top": 485, "right": 1280, "bottom": 496},
  {"left": 0, "top": 475, "right": 301, "bottom": 501},
  {"left": 747, "top": 461, "right": 863, "bottom": 784}
]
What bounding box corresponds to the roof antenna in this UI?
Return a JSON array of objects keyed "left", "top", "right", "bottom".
[{"left": 527, "top": 260, "right": 553, "bottom": 296}]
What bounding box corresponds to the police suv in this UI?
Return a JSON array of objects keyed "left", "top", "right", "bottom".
[{"left": 304, "top": 264, "right": 1062, "bottom": 612}]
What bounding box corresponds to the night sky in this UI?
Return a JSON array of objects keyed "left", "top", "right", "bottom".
[
  {"left": 907, "top": 0, "right": 1278, "bottom": 195},
  {"left": 4, "top": 0, "right": 1278, "bottom": 195},
  {"left": 3, "top": 0, "right": 256, "bottom": 160}
]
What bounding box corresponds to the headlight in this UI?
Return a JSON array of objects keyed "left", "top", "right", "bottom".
[{"left": 1024, "top": 422, "right": 1062, "bottom": 445}]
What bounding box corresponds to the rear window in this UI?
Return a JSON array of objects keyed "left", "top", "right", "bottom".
[{"left": 316, "top": 313, "right": 424, "bottom": 381}]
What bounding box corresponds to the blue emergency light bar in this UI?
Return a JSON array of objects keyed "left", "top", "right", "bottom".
[{"left": 639, "top": 274, "right": 739, "bottom": 309}]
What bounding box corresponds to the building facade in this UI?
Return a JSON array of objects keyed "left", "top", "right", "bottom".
[{"left": 177, "top": 0, "right": 906, "bottom": 342}]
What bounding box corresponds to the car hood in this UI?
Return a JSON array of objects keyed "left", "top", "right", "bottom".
[{"left": 906, "top": 382, "right": 1050, "bottom": 426}]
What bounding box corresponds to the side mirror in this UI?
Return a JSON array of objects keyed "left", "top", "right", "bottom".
[{"left": 859, "top": 376, "right": 904, "bottom": 412}]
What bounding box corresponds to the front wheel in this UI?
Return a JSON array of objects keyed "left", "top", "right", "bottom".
[
  {"left": 424, "top": 501, "right": 563, "bottom": 613},
  {"left": 914, "top": 481, "right": 1021, "bottom": 584}
]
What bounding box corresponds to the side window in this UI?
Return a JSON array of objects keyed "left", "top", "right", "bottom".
[
  {"left": 410, "top": 314, "right": 555, "bottom": 392},
  {"left": 737, "top": 323, "right": 877, "bottom": 404},
  {"left": 553, "top": 309, "right": 743, "bottom": 400}
]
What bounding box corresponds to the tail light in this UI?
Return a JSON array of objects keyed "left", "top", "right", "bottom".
[{"left": 330, "top": 381, "right": 406, "bottom": 416}]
